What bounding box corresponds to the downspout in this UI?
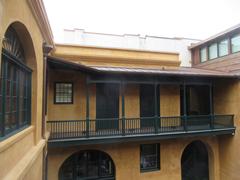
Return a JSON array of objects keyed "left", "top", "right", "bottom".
[{"left": 42, "top": 42, "right": 53, "bottom": 180}]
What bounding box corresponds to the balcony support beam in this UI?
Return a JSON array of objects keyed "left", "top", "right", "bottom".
[
  {"left": 86, "top": 76, "right": 90, "bottom": 137},
  {"left": 154, "top": 82, "right": 158, "bottom": 134},
  {"left": 183, "top": 81, "right": 187, "bottom": 131},
  {"left": 209, "top": 84, "right": 214, "bottom": 129},
  {"left": 121, "top": 82, "right": 125, "bottom": 135}
]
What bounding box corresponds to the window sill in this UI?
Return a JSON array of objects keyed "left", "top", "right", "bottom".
[
  {"left": 0, "top": 125, "right": 34, "bottom": 153},
  {"left": 140, "top": 168, "right": 160, "bottom": 173}
]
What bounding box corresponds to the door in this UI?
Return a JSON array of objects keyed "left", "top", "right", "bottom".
[
  {"left": 96, "top": 83, "right": 119, "bottom": 130},
  {"left": 181, "top": 141, "right": 209, "bottom": 180},
  {"left": 140, "top": 84, "right": 159, "bottom": 128}
]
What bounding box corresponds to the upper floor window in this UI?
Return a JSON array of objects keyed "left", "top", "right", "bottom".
[
  {"left": 200, "top": 47, "right": 207, "bottom": 62},
  {"left": 54, "top": 82, "right": 73, "bottom": 104},
  {"left": 140, "top": 143, "right": 160, "bottom": 172},
  {"left": 1, "top": 27, "right": 32, "bottom": 139},
  {"left": 198, "top": 33, "right": 240, "bottom": 64},
  {"left": 208, "top": 43, "right": 218, "bottom": 59},
  {"left": 231, "top": 35, "right": 240, "bottom": 53},
  {"left": 218, "top": 39, "right": 229, "bottom": 57}
]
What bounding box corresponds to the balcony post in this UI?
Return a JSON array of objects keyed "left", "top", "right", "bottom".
[
  {"left": 209, "top": 84, "right": 214, "bottom": 129},
  {"left": 86, "top": 77, "right": 90, "bottom": 138},
  {"left": 183, "top": 82, "right": 187, "bottom": 131},
  {"left": 121, "top": 82, "right": 125, "bottom": 136},
  {"left": 154, "top": 83, "right": 158, "bottom": 134}
]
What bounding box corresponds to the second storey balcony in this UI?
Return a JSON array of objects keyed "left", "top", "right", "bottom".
[
  {"left": 47, "top": 115, "right": 234, "bottom": 145},
  {"left": 46, "top": 58, "right": 236, "bottom": 147}
]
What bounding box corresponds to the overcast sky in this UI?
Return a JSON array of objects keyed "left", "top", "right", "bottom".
[{"left": 43, "top": 0, "right": 240, "bottom": 43}]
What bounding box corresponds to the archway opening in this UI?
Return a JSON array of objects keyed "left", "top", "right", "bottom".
[
  {"left": 59, "top": 150, "right": 115, "bottom": 180},
  {"left": 181, "top": 141, "right": 209, "bottom": 180}
]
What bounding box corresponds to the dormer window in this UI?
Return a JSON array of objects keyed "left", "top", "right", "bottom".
[
  {"left": 218, "top": 39, "right": 229, "bottom": 57},
  {"left": 231, "top": 34, "right": 240, "bottom": 53},
  {"left": 200, "top": 47, "right": 207, "bottom": 62},
  {"left": 208, "top": 43, "right": 218, "bottom": 59}
]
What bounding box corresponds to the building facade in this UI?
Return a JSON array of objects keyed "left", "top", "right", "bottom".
[{"left": 46, "top": 43, "right": 236, "bottom": 180}]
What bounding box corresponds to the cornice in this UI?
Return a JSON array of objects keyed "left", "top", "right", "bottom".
[
  {"left": 27, "top": 0, "right": 54, "bottom": 46},
  {"left": 53, "top": 44, "right": 180, "bottom": 67}
]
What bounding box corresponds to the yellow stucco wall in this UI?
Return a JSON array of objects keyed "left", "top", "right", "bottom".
[
  {"left": 0, "top": 0, "right": 47, "bottom": 179},
  {"left": 48, "top": 136, "right": 220, "bottom": 180},
  {"left": 47, "top": 70, "right": 180, "bottom": 123},
  {"left": 160, "top": 85, "right": 180, "bottom": 116},
  {"left": 46, "top": 70, "right": 223, "bottom": 180},
  {"left": 48, "top": 70, "right": 87, "bottom": 120},
  {"left": 213, "top": 79, "right": 240, "bottom": 180}
]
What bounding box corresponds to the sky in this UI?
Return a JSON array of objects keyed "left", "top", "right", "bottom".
[{"left": 43, "top": 0, "right": 240, "bottom": 43}]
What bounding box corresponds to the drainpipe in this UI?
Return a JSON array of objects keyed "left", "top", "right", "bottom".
[{"left": 42, "top": 42, "right": 53, "bottom": 180}]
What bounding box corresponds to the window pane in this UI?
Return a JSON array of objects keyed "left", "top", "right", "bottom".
[
  {"left": 200, "top": 47, "right": 207, "bottom": 62},
  {"left": 55, "top": 83, "right": 73, "bottom": 103},
  {"left": 209, "top": 43, "right": 218, "bottom": 59},
  {"left": 140, "top": 144, "right": 160, "bottom": 171},
  {"left": 219, "top": 39, "right": 229, "bottom": 57},
  {"left": 231, "top": 35, "right": 240, "bottom": 53}
]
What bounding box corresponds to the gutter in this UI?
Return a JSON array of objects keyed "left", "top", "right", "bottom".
[{"left": 42, "top": 43, "right": 53, "bottom": 180}]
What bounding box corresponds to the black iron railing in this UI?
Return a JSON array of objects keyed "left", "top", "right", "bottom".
[{"left": 47, "top": 115, "right": 234, "bottom": 140}]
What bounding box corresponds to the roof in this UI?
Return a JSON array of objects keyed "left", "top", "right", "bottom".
[
  {"left": 47, "top": 57, "right": 237, "bottom": 78},
  {"left": 90, "top": 66, "right": 236, "bottom": 77},
  {"left": 189, "top": 23, "right": 240, "bottom": 49}
]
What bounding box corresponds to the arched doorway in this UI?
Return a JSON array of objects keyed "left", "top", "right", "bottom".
[
  {"left": 59, "top": 150, "right": 115, "bottom": 180},
  {"left": 181, "top": 141, "right": 209, "bottom": 180}
]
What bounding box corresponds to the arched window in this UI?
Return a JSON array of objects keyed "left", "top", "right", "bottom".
[
  {"left": 0, "top": 26, "right": 31, "bottom": 139},
  {"left": 59, "top": 150, "right": 115, "bottom": 180}
]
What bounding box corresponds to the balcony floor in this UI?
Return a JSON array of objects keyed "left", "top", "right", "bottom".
[{"left": 48, "top": 124, "right": 235, "bottom": 147}]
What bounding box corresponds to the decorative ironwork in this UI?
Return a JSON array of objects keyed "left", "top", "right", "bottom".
[{"left": 2, "top": 27, "right": 25, "bottom": 62}]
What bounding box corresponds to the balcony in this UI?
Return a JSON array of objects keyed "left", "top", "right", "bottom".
[{"left": 47, "top": 115, "right": 235, "bottom": 147}]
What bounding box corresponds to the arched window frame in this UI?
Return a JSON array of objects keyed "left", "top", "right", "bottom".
[
  {"left": 59, "top": 150, "right": 115, "bottom": 180},
  {"left": 0, "top": 27, "right": 32, "bottom": 139}
]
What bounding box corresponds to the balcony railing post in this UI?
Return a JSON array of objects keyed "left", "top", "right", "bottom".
[
  {"left": 183, "top": 82, "right": 187, "bottom": 131},
  {"left": 210, "top": 114, "right": 214, "bottom": 129},
  {"left": 184, "top": 115, "right": 187, "bottom": 131},
  {"left": 154, "top": 83, "right": 158, "bottom": 134},
  {"left": 121, "top": 82, "right": 125, "bottom": 136},
  {"left": 231, "top": 115, "right": 234, "bottom": 127},
  {"left": 209, "top": 84, "right": 214, "bottom": 129},
  {"left": 86, "top": 78, "right": 90, "bottom": 138}
]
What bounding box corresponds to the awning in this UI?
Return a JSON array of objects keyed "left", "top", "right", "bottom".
[{"left": 47, "top": 56, "right": 238, "bottom": 78}]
